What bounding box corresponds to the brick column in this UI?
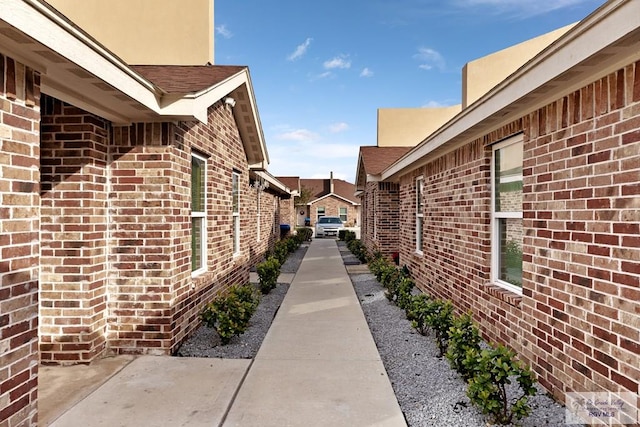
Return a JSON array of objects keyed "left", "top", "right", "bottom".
[
  {"left": 0, "top": 54, "right": 40, "bottom": 427},
  {"left": 39, "top": 96, "right": 109, "bottom": 364},
  {"left": 108, "top": 123, "right": 191, "bottom": 355}
]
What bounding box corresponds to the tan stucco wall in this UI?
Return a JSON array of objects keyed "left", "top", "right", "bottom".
[
  {"left": 377, "top": 105, "right": 462, "bottom": 147},
  {"left": 462, "top": 24, "right": 575, "bottom": 108},
  {"left": 47, "top": 0, "right": 214, "bottom": 65}
]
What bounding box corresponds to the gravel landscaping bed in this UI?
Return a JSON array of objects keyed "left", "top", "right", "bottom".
[{"left": 175, "top": 244, "right": 308, "bottom": 359}]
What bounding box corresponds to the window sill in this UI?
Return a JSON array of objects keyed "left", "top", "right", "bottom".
[{"left": 482, "top": 283, "right": 522, "bottom": 308}]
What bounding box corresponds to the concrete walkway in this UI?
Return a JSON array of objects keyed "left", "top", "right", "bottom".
[{"left": 43, "top": 238, "right": 406, "bottom": 426}]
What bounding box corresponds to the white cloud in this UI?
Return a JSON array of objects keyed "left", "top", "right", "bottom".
[
  {"left": 287, "top": 38, "right": 313, "bottom": 61},
  {"left": 360, "top": 67, "right": 374, "bottom": 77},
  {"left": 329, "top": 122, "right": 349, "bottom": 133},
  {"left": 275, "top": 128, "right": 319, "bottom": 142},
  {"left": 309, "top": 71, "right": 333, "bottom": 81},
  {"left": 413, "top": 47, "right": 445, "bottom": 71},
  {"left": 323, "top": 55, "right": 351, "bottom": 70},
  {"left": 215, "top": 25, "right": 233, "bottom": 39},
  {"left": 453, "top": 0, "right": 594, "bottom": 16}
]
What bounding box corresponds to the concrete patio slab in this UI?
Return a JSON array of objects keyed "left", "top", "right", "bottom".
[{"left": 48, "top": 356, "right": 251, "bottom": 427}]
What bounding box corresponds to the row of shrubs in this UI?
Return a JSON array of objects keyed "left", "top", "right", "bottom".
[
  {"left": 366, "top": 253, "right": 538, "bottom": 425},
  {"left": 338, "top": 230, "right": 369, "bottom": 263},
  {"left": 200, "top": 227, "right": 313, "bottom": 344}
]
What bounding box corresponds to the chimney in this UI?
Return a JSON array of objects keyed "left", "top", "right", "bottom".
[{"left": 330, "top": 171, "right": 334, "bottom": 193}]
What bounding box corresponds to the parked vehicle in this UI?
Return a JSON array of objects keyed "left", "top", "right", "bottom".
[{"left": 315, "top": 216, "right": 344, "bottom": 238}]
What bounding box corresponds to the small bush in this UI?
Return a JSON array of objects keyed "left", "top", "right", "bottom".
[
  {"left": 426, "top": 299, "right": 454, "bottom": 356},
  {"left": 446, "top": 312, "right": 482, "bottom": 380},
  {"left": 272, "top": 240, "right": 289, "bottom": 265},
  {"left": 405, "top": 293, "right": 432, "bottom": 335},
  {"left": 200, "top": 284, "right": 260, "bottom": 344},
  {"left": 466, "top": 345, "right": 537, "bottom": 425},
  {"left": 395, "top": 277, "right": 414, "bottom": 310},
  {"left": 338, "top": 229, "right": 347, "bottom": 241},
  {"left": 347, "top": 238, "right": 369, "bottom": 263},
  {"left": 344, "top": 230, "right": 356, "bottom": 243},
  {"left": 257, "top": 256, "right": 281, "bottom": 294},
  {"left": 296, "top": 227, "right": 313, "bottom": 242}
]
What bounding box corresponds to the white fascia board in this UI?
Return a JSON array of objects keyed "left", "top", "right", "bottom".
[
  {"left": 255, "top": 171, "right": 290, "bottom": 195},
  {"left": 243, "top": 68, "right": 269, "bottom": 165},
  {"left": 2, "top": 0, "right": 162, "bottom": 108},
  {"left": 312, "top": 193, "right": 360, "bottom": 206},
  {"left": 382, "top": 0, "right": 640, "bottom": 180}
]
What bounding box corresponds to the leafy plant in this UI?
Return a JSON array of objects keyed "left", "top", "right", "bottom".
[
  {"left": 200, "top": 284, "right": 260, "bottom": 344},
  {"left": 257, "top": 256, "right": 281, "bottom": 294},
  {"left": 446, "top": 312, "right": 482, "bottom": 380},
  {"left": 406, "top": 293, "right": 432, "bottom": 335},
  {"left": 466, "top": 345, "right": 537, "bottom": 425},
  {"left": 347, "top": 238, "right": 369, "bottom": 263},
  {"left": 426, "top": 299, "right": 454, "bottom": 356},
  {"left": 344, "top": 230, "right": 356, "bottom": 243},
  {"left": 272, "top": 240, "right": 289, "bottom": 265},
  {"left": 395, "top": 277, "right": 414, "bottom": 310},
  {"left": 295, "top": 227, "right": 312, "bottom": 242}
]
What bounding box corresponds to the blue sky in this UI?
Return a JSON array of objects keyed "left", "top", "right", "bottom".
[{"left": 214, "top": 0, "right": 604, "bottom": 183}]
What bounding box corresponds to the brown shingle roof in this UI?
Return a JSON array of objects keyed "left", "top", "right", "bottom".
[
  {"left": 132, "top": 65, "right": 247, "bottom": 94},
  {"left": 300, "top": 178, "right": 358, "bottom": 204},
  {"left": 277, "top": 176, "right": 300, "bottom": 191},
  {"left": 360, "top": 146, "right": 412, "bottom": 175}
]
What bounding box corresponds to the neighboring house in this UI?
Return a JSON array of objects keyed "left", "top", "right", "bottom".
[
  {"left": 355, "top": 146, "right": 411, "bottom": 258},
  {"left": 281, "top": 173, "right": 360, "bottom": 227},
  {"left": 362, "top": 0, "right": 640, "bottom": 414},
  {"left": 0, "top": 1, "right": 288, "bottom": 425}
]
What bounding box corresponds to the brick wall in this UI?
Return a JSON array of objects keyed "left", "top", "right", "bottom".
[
  {"left": 0, "top": 54, "right": 40, "bottom": 427},
  {"left": 361, "top": 181, "right": 401, "bottom": 259},
  {"left": 40, "top": 96, "right": 109, "bottom": 364},
  {"left": 279, "top": 196, "right": 295, "bottom": 230},
  {"left": 394, "top": 60, "right": 640, "bottom": 407},
  {"left": 248, "top": 187, "right": 282, "bottom": 266},
  {"left": 309, "top": 196, "right": 358, "bottom": 227},
  {"left": 521, "top": 62, "right": 640, "bottom": 402}
]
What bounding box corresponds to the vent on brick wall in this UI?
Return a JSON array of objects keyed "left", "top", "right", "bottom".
[{"left": 378, "top": 182, "right": 399, "bottom": 191}]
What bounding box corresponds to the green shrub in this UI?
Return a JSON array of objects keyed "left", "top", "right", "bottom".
[
  {"left": 347, "top": 239, "right": 369, "bottom": 263},
  {"left": 200, "top": 284, "right": 260, "bottom": 344},
  {"left": 296, "top": 227, "right": 313, "bottom": 242},
  {"left": 406, "top": 293, "right": 432, "bottom": 335},
  {"left": 446, "top": 312, "right": 482, "bottom": 380},
  {"left": 426, "top": 299, "right": 454, "bottom": 356},
  {"left": 273, "top": 240, "right": 289, "bottom": 265},
  {"left": 338, "top": 229, "right": 347, "bottom": 240},
  {"left": 257, "top": 256, "right": 281, "bottom": 294},
  {"left": 344, "top": 230, "right": 356, "bottom": 243},
  {"left": 466, "top": 345, "right": 537, "bottom": 425},
  {"left": 370, "top": 258, "right": 395, "bottom": 282},
  {"left": 395, "top": 277, "right": 414, "bottom": 310}
]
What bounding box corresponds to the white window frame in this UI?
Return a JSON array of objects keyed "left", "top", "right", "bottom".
[
  {"left": 339, "top": 207, "right": 348, "bottom": 223},
  {"left": 316, "top": 206, "right": 325, "bottom": 221},
  {"left": 232, "top": 171, "right": 240, "bottom": 256},
  {"left": 491, "top": 135, "right": 524, "bottom": 294},
  {"left": 191, "top": 153, "right": 207, "bottom": 276},
  {"left": 415, "top": 176, "right": 424, "bottom": 255}
]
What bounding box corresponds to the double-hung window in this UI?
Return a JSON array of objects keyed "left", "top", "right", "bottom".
[
  {"left": 191, "top": 154, "right": 206, "bottom": 274},
  {"left": 232, "top": 171, "right": 240, "bottom": 256},
  {"left": 491, "top": 135, "right": 523, "bottom": 293},
  {"left": 416, "top": 176, "right": 424, "bottom": 254},
  {"left": 316, "top": 206, "right": 325, "bottom": 221},
  {"left": 339, "top": 207, "right": 348, "bottom": 223}
]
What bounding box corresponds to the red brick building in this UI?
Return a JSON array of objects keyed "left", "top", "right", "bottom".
[
  {"left": 280, "top": 173, "right": 361, "bottom": 227},
  {"left": 0, "top": 3, "right": 288, "bottom": 425},
  {"left": 359, "top": 0, "right": 639, "bottom": 416}
]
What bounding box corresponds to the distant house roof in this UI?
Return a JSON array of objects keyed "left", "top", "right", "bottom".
[
  {"left": 360, "top": 146, "right": 412, "bottom": 175},
  {"left": 301, "top": 178, "right": 359, "bottom": 205},
  {"left": 355, "top": 146, "right": 412, "bottom": 190},
  {"left": 277, "top": 176, "right": 301, "bottom": 191},
  {"left": 132, "top": 65, "right": 247, "bottom": 94}
]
